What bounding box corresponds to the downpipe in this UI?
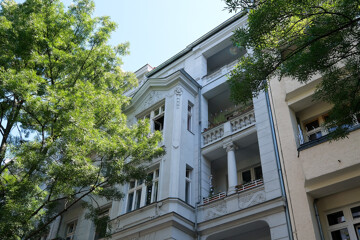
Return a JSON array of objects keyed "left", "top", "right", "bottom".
[
  {"left": 314, "top": 199, "right": 325, "bottom": 240},
  {"left": 195, "top": 86, "right": 202, "bottom": 240},
  {"left": 265, "top": 89, "right": 294, "bottom": 240}
]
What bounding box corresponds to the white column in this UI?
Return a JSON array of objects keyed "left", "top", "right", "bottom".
[{"left": 224, "top": 142, "right": 238, "bottom": 194}]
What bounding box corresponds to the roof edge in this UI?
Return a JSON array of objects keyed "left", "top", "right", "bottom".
[{"left": 146, "top": 11, "right": 247, "bottom": 78}]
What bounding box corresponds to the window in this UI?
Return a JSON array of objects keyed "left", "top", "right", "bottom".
[
  {"left": 301, "top": 112, "right": 360, "bottom": 144},
  {"left": 328, "top": 211, "right": 346, "bottom": 226},
  {"left": 331, "top": 228, "right": 350, "bottom": 240},
  {"left": 187, "top": 102, "right": 193, "bottom": 132},
  {"left": 145, "top": 169, "right": 159, "bottom": 205},
  {"left": 141, "top": 104, "right": 165, "bottom": 133},
  {"left": 351, "top": 206, "right": 360, "bottom": 219},
  {"left": 126, "top": 168, "right": 159, "bottom": 212},
  {"left": 326, "top": 204, "right": 360, "bottom": 240},
  {"left": 94, "top": 208, "right": 110, "bottom": 240},
  {"left": 238, "top": 165, "right": 263, "bottom": 185},
  {"left": 126, "top": 180, "right": 142, "bottom": 212},
  {"left": 65, "top": 220, "right": 77, "bottom": 240},
  {"left": 185, "top": 167, "right": 192, "bottom": 204}
]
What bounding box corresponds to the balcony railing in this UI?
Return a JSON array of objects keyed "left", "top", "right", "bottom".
[
  {"left": 202, "top": 109, "right": 255, "bottom": 146},
  {"left": 236, "top": 179, "right": 263, "bottom": 193},
  {"left": 202, "top": 179, "right": 263, "bottom": 205},
  {"left": 202, "top": 192, "right": 226, "bottom": 204}
]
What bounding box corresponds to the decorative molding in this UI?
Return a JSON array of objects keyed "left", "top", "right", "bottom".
[
  {"left": 204, "top": 201, "right": 227, "bottom": 220},
  {"left": 238, "top": 188, "right": 265, "bottom": 209},
  {"left": 135, "top": 91, "right": 164, "bottom": 115},
  {"left": 223, "top": 142, "right": 236, "bottom": 152},
  {"left": 174, "top": 86, "right": 183, "bottom": 109}
]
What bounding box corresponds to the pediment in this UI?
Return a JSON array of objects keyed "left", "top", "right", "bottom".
[{"left": 126, "top": 70, "right": 200, "bottom": 115}]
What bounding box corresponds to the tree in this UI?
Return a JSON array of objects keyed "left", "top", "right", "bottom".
[
  {"left": 0, "top": 0, "right": 163, "bottom": 239},
  {"left": 225, "top": 0, "right": 360, "bottom": 139}
]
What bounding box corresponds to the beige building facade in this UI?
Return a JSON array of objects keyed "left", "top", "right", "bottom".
[{"left": 269, "top": 75, "right": 360, "bottom": 240}]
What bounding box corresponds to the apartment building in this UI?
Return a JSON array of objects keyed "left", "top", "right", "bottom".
[
  {"left": 268, "top": 74, "right": 360, "bottom": 240},
  {"left": 45, "top": 12, "right": 292, "bottom": 240}
]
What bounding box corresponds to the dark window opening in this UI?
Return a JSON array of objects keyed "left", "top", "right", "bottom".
[
  {"left": 254, "top": 166, "right": 263, "bottom": 180},
  {"left": 327, "top": 211, "right": 346, "bottom": 226},
  {"left": 94, "top": 209, "right": 109, "bottom": 240},
  {"left": 154, "top": 115, "right": 164, "bottom": 131},
  {"left": 305, "top": 119, "right": 320, "bottom": 130},
  {"left": 351, "top": 206, "right": 360, "bottom": 219},
  {"left": 127, "top": 192, "right": 133, "bottom": 213},
  {"left": 330, "top": 228, "right": 350, "bottom": 240},
  {"left": 134, "top": 189, "right": 141, "bottom": 210},
  {"left": 242, "top": 170, "right": 252, "bottom": 184}
]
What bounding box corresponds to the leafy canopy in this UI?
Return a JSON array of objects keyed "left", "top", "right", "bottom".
[
  {"left": 225, "top": 0, "right": 360, "bottom": 139},
  {"left": 0, "top": 0, "right": 163, "bottom": 239}
]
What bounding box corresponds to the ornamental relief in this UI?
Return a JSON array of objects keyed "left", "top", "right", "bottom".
[
  {"left": 203, "top": 188, "right": 265, "bottom": 221},
  {"left": 238, "top": 188, "right": 265, "bottom": 209},
  {"left": 204, "top": 201, "right": 227, "bottom": 220},
  {"left": 135, "top": 91, "right": 165, "bottom": 115}
]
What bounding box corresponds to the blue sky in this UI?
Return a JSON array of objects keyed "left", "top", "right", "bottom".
[
  {"left": 14, "top": 0, "right": 235, "bottom": 72},
  {"left": 91, "top": 0, "right": 235, "bottom": 72}
]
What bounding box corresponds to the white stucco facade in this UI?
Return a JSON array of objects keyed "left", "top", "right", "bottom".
[{"left": 47, "top": 12, "right": 291, "bottom": 240}]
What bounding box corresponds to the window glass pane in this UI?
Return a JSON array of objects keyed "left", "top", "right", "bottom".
[
  {"left": 242, "top": 170, "right": 252, "bottom": 184},
  {"left": 254, "top": 166, "right": 263, "bottom": 180},
  {"left": 154, "top": 115, "right": 164, "bottom": 131},
  {"left": 354, "top": 224, "right": 360, "bottom": 239},
  {"left": 134, "top": 189, "right": 142, "bottom": 210},
  {"left": 154, "top": 108, "right": 160, "bottom": 116},
  {"left": 306, "top": 119, "right": 320, "bottom": 130},
  {"left": 129, "top": 181, "right": 135, "bottom": 189},
  {"left": 153, "top": 181, "right": 158, "bottom": 202},
  {"left": 186, "top": 169, "right": 190, "bottom": 178},
  {"left": 327, "top": 211, "right": 346, "bottom": 226},
  {"left": 94, "top": 210, "right": 109, "bottom": 240},
  {"left": 155, "top": 169, "right": 159, "bottom": 178},
  {"left": 127, "top": 192, "right": 134, "bottom": 213},
  {"left": 146, "top": 185, "right": 152, "bottom": 205},
  {"left": 331, "top": 228, "right": 350, "bottom": 240},
  {"left": 351, "top": 206, "right": 360, "bottom": 219}
]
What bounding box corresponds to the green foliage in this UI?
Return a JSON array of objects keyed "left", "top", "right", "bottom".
[
  {"left": 0, "top": 0, "right": 164, "bottom": 239},
  {"left": 225, "top": 0, "right": 360, "bottom": 139}
]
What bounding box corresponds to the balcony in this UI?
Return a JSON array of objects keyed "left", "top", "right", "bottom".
[
  {"left": 202, "top": 108, "right": 255, "bottom": 147},
  {"left": 202, "top": 179, "right": 264, "bottom": 204}
]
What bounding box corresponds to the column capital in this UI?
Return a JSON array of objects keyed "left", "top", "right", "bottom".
[{"left": 223, "top": 142, "right": 237, "bottom": 152}]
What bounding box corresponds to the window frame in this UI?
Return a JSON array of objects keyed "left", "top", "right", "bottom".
[
  {"left": 237, "top": 165, "right": 263, "bottom": 185},
  {"left": 65, "top": 220, "right": 77, "bottom": 240},
  {"left": 126, "top": 168, "right": 160, "bottom": 213},
  {"left": 185, "top": 167, "right": 192, "bottom": 204},
  {"left": 140, "top": 103, "right": 165, "bottom": 133},
  {"left": 94, "top": 206, "right": 111, "bottom": 240},
  {"left": 326, "top": 203, "right": 360, "bottom": 240},
  {"left": 187, "top": 102, "right": 194, "bottom": 133}
]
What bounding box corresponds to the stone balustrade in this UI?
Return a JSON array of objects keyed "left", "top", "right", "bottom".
[
  {"left": 230, "top": 110, "right": 255, "bottom": 132},
  {"left": 202, "top": 124, "right": 224, "bottom": 145},
  {"left": 202, "top": 109, "right": 255, "bottom": 147}
]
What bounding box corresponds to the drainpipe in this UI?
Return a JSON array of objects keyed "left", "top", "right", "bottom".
[
  {"left": 314, "top": 199, "right": 325, "bottom": 240},
  {"left": 264, "top": 89, "right": 294, "bottom": 240},
  {"left": 195, "top": 86, "right": 202, "bottom": 240}
]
